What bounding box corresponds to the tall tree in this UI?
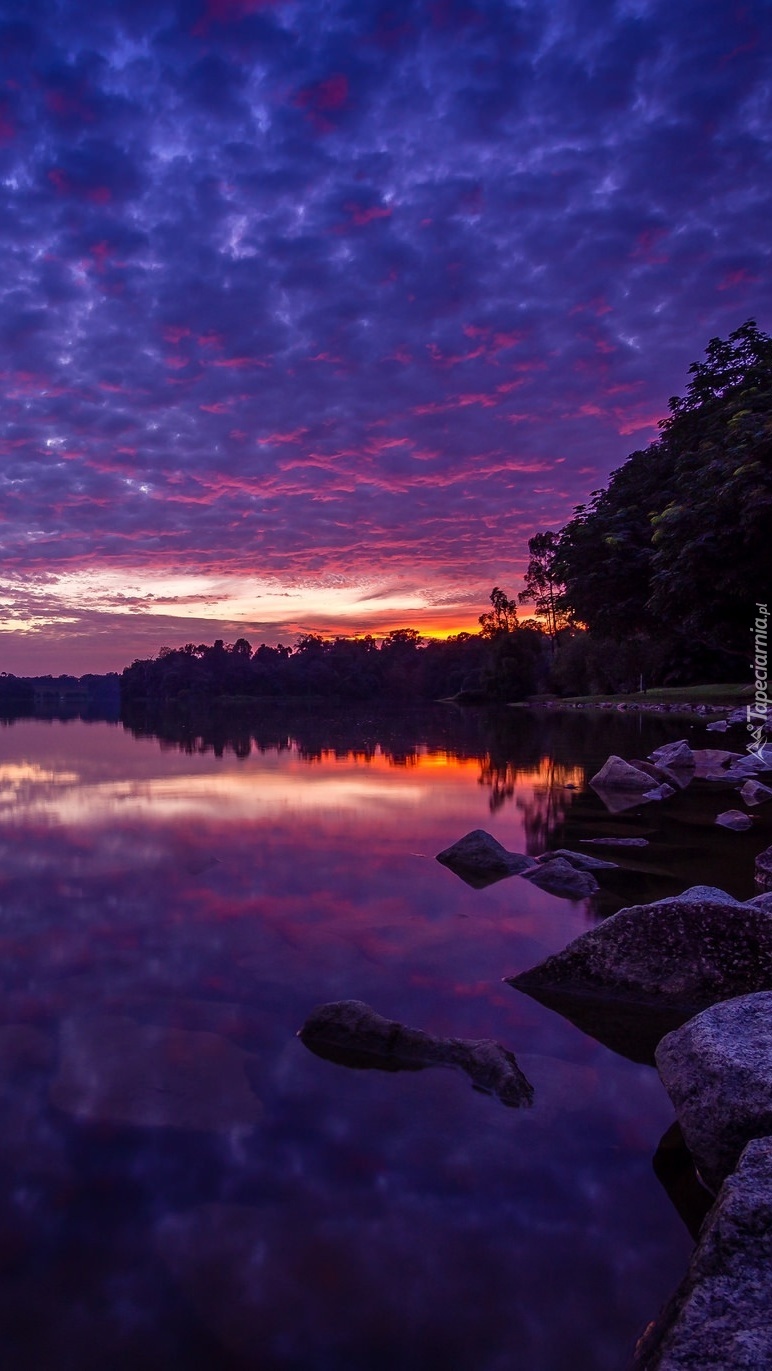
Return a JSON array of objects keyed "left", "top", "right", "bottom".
[
  {"left": 478, "top": 586, "right": 519, "bottom": 638},
  {"left": 518, "top": 532, "right": 567, "bottom": 639}
]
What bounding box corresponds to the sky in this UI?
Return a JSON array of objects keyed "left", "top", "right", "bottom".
[{"left": 0, "top": 0, "right": 770, "bottom": 674}]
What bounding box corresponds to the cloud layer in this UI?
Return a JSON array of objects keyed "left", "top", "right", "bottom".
[{"left": 0, "top": 0, "right": 770, "bottom": 666}]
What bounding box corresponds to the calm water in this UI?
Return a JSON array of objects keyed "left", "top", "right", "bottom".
[{"left": 0, "top": 705, "right": 768, "bottom": 1371}]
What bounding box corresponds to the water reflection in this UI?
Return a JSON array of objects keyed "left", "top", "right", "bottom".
[{"left": 0, "top": 706, "right": 764, "bottom": 1369}]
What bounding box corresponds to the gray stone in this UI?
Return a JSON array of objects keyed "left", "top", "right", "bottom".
[
  {"left": 705, "top": 719, "right": 729, "bottom": 732},
  {"left": 629, "top": 759, "right": 666, "bottom": 781},
  {"left": 692, "top": 749, "right": 743, "bottom": 778},
  {"left": 521, "top": 857, "right": 599, "bottom": 899},
  {"left": 740, "top": 780, "right": 772, "bottom": 806},
  {"left": 591, "top": 785, "right": 655, "bottom": 815},
  {"left": 715, "top": 809, "right": 753, "bottom": 831},
  {"left": 660, "top": 885, "right": 744, "bottom": 906},
  {"left": 589, "top": 755, "right": 657, "bottom": 791},
  {"left": 50, "top": 1016, "right": 262, "bottom": 1132},
  {"left": 648, "top": 740, "right": 695, "bottom": 770},
  {"left": 756, "top": 845, "right": 772, "bottom": 891},
  {"left": 297, "top": 1000, "right": 533, "bottom": 1108},
  {"left": 580, "top": 837, "right": 650, "bottom": 848},
  {"left": 535, "top": 848, "right": 617, "bottom": 871},
  {"left": 632, "top": 1138, "right": 772, "bottom": 1369},
  {"left": 509, "top": 891, "right": 772, "bottom": 1014},
  {"left": 436, "top": 829, "right": 537, "bottom": 887},
  {"left": 643, "top": 783, "right": 677, "bottom": 802},
  {"left": 656, "top": 993, "right": 772, "bottom": 1192}
]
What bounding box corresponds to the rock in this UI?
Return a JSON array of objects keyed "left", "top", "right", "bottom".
[
  {"left": 535, "top": 848, "right": 617, "bottom": 871},
  {"left": 435, "top": 830, "right": 537, "bottom": 888},
  {"left": 49, "top": 1016, "right": 262, "bottom": 1132},
  {"left": 521, "top": 858, "right": 599, "bottom": 899},
  {"left": 648, "top": 740, "right": 695, "bottom": 770},
  {"left": 705, "top": 719, "right": 729, "bottom": 732},
  {"left": 297, "top": 1000, "right": 533, "bottom": 1108},
  {"left": 643, "top": 783, "right": 677, "bottom": 802},
  {"left": 509, "top": 890, "right": 772, "bottom": 1020},
  {"left": 740, "top": 779, "right": 772, "bottom": 806},
  {"left": 632, "top": 1138, "right": 772, "bottom": 1369},
  {"left": 715, "top": 809, "right": 753, "bottom": 831},
  {"left": 591, "top": 786, "right": 655, "bottom": 815},
  {"left": 581, "top": 835, "right": 649, "bottom": 848},
  {"left": 747, "top": 893, "right": 772, "bottom": 913},
  {"left": 629, "top": 759, "right": 666, "bottom": 781},
  {"left": 692, "top": 749, "right": 743, "bottom": 778},
  {"left": 589, "top": 756, "right": 657, "bottom": 792},
  {"left": 655, "top": 993, "right": 772, "bottom": 1191},
  {"left": 756, "top": 845, "right": 772, "bottom": 890}
]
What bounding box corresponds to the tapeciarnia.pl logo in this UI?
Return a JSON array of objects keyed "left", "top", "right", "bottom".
[{"left": 748, "top": 601, "right": 770, "bottom": 757}]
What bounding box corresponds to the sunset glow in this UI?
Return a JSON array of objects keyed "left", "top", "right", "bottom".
[{"left": 0, "top": 0, "right": 769, "bottom": 672}]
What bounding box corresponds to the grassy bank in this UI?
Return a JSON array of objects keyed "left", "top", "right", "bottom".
[{"left": 527, "top": 683, "right": 752, "bottom": 707}]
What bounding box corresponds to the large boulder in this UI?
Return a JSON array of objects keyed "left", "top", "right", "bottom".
[
  {"left": 508, "top": 889, "right": 772, "bottom": 1064},
  {"left": 656, "top": 992, "right": 772, "bottom": 1192},
  {"left": 436, "top": 829, "right": 536, "bottom": 887},
  {"left": 589, "top": 756, "right": 656, "bottom": 791},
  {"left": 521, "top": 858, "right": 599, "bottom": 900},
  {"left": 632, "top": 1138, "right": 772, "bottom": 1369},
  {"left": 297, "top": 1000, "right": 533, "bottom": 1108}
]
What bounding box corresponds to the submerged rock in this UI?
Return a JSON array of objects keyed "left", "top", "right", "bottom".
[
  {"left": 741, "top": 779, "right": 772, "bottom": 806},
  {"left": 715, "top": 809, "right": 753, "bottom": 831},
  {"left": 50, "top": 1016, "right": 262, "bottom": 1132},
  {"left": 298, "top": 1000, "right": 533, "bottom": 1107},
  {"left": 643, "top": 783, "right": 677, "bottom": 802},
  {"left": 435, "top": 829, "right": 536, "bottom": 887},
  {"left": 656, "top": 992, "right": 772, "bottom": 1192},
  {"left": 509, "top": 890, "right": 772, "bottom": 1045},
  {"left": 632, "top": 1138, "right": 772, "bottom": 1369},
  {"left": 521, "top": 858, "right": 599, "bottom": 899},
  {"left": 579, "top": 837, "right": 650, "bottom": 848},
  {"left": 535, "top": 848, "right": 618, "bottom": 871},
  {"left": 589, "top": 756, "right": 656, "bottom": 792}
]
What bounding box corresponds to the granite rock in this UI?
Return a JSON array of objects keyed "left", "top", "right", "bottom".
[
  {"left": 589, "top": 756, "right": 657, "bottom": 792},
  {"left": 740, "top": 779, "right": 772, "bottom": 806},
  {"left": 521, "top": 857, "right": 599, "bottom": 899},
  {"left": 298, "top": 1000, "right": 533, "bottom": 1107},
  {"left": 655, "top": 992, "right": 772, "bottom": 1191},
  {"left": 436, "top": 829, "right": 537, "bottom": 887},
  {"left": 756, "top": 845, "right": 772, "bottom": 890},
  {"left": 535, "top": 848, "right": 617, "bottom": 871},
  {"left": 510, "top": 890, "right": 772, "bottom": 1014},
  {"left": 715, "top": 809, "right": 753, "bottom": 831},
  {"left": 632, "top": 1138, "right": 772, "bottom": 1369}
]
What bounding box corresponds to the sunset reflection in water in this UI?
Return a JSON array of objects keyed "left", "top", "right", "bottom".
[{"left": 0, "top": 712, "right": 705, "bottom": 1371}]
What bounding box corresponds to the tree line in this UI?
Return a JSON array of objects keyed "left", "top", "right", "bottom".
[{"left": 522, "top": 319, "right": 772, "bottom": 692}]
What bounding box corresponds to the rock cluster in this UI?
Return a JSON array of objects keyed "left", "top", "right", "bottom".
[{"left": 436, "top": 830, "right": 620, "bottom": 900}]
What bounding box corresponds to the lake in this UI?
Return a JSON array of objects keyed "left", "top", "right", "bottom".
[{"left": 0, "top": 704, "right": 767, "bottom": 1370}]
